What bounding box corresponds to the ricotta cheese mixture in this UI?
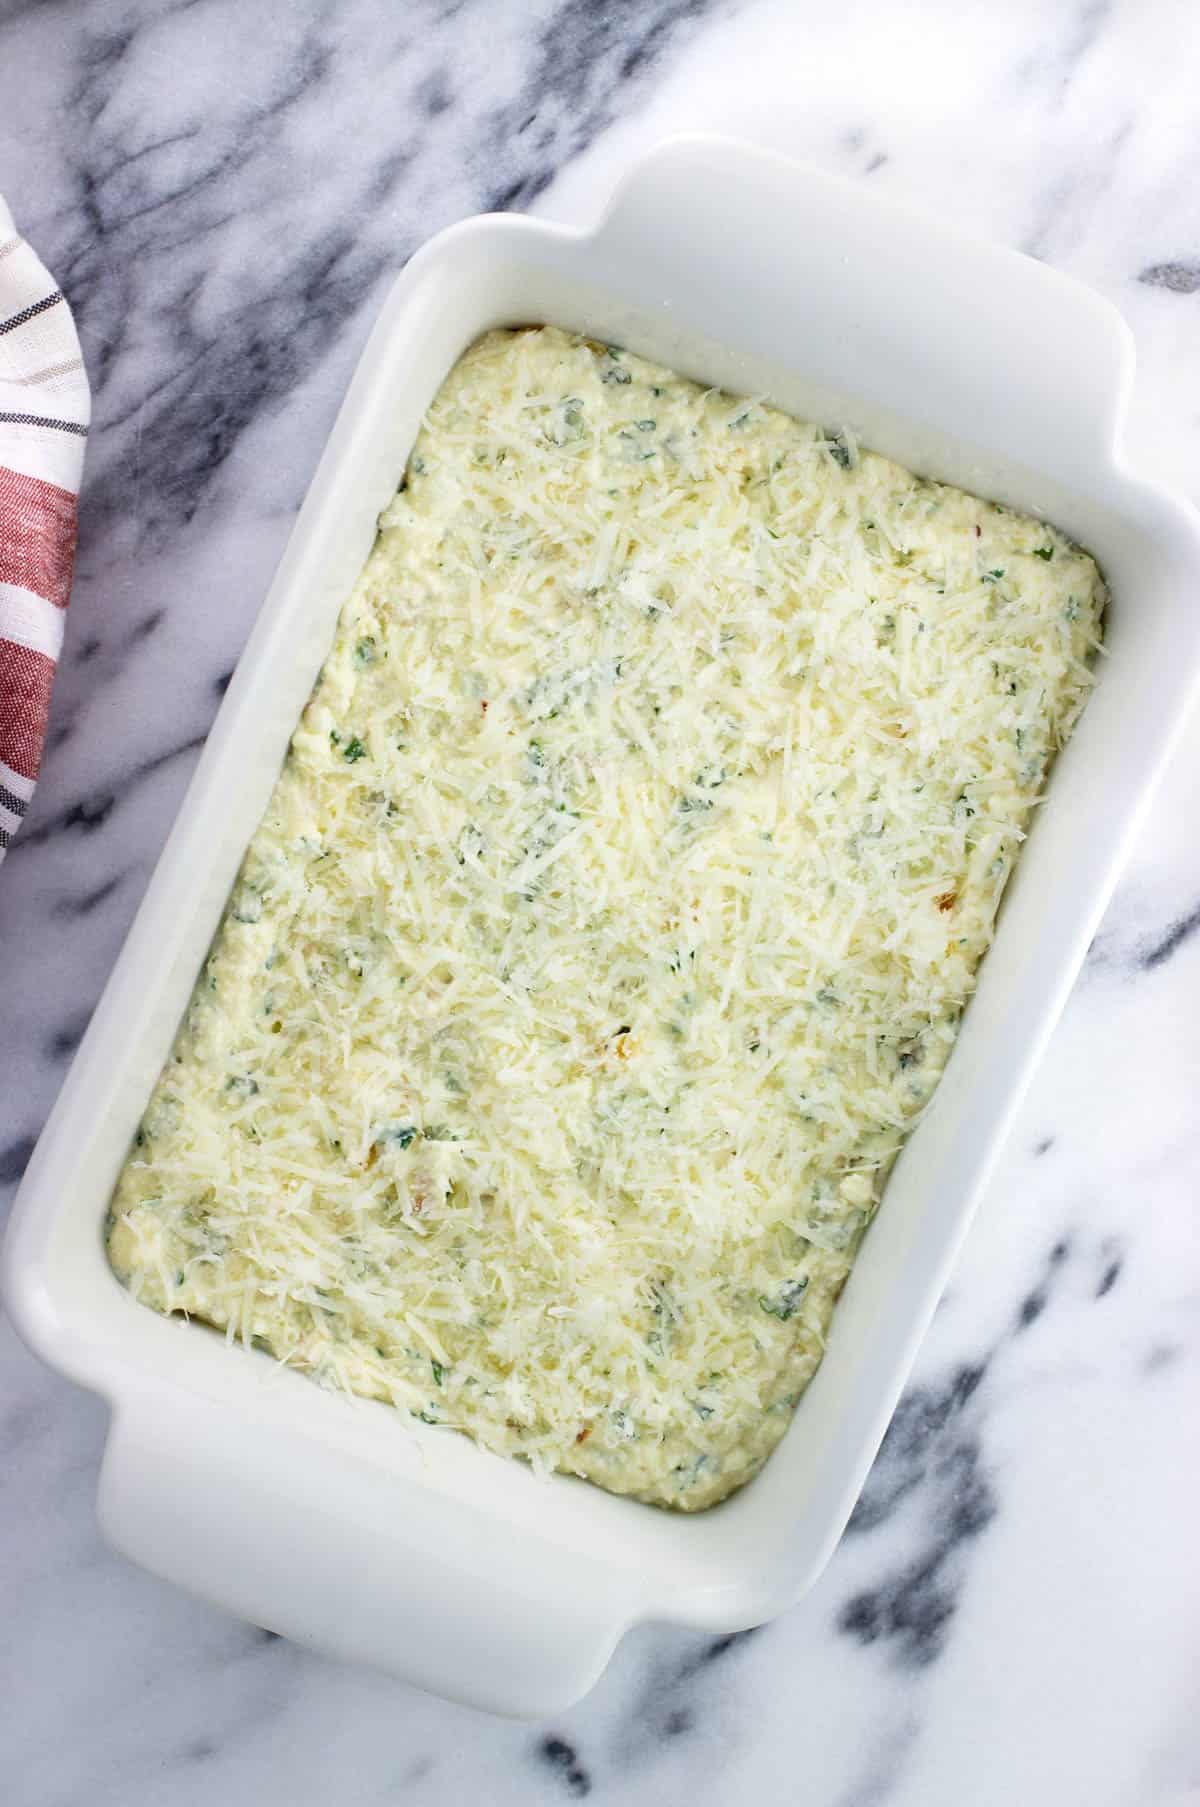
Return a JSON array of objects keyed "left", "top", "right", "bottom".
[{"left": 106, "top": 327, "right": 1105, "bottom": 1509}]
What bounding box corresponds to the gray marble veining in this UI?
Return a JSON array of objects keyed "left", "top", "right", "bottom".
[{"left": 2, "top": 1, "right": 1200, "bottom": 1802}]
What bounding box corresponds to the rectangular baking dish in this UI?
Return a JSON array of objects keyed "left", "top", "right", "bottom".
[{"left": 6, "top": 137, "right": 1200, "bottom": 1717}]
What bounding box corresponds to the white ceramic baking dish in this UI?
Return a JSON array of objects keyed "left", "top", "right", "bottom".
[{"left": 6, "top": 137, "right": 1200, "bottom": 1717}]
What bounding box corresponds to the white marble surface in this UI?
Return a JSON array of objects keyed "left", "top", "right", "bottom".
[{"left": 3, "top": 1, "right": 1200, "bottom": 1801}]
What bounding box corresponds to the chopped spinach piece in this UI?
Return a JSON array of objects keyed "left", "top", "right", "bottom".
[
  {"left": 759, "top": 1277, "right": 809, "bottom": 1320},
  {"left": 826, "top": 431, "right": 854, "bottom": 469},
  {"left": 380, "top": 1124, "right": 418, "bottom": 1149}
]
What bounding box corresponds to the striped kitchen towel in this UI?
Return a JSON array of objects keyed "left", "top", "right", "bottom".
[{"left": 0, "top": 194, "right": 90, "bottom": 861}]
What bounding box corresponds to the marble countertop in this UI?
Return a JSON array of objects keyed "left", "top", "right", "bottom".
[{"left": 2, "top": 2, "right": 1199, "bottom": 1802}]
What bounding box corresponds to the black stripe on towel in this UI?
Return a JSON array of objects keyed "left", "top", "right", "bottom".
[
  {"left": 0, "top": 411, "right": 87, "bottom": 436},
  {"left": 0, "top": 783, "right": 27, "bottom": 818},
  {"left": 0, "top": 291, "right": 64, "bottom": 336}
]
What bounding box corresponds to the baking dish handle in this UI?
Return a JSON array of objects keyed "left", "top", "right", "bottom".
[
  {"left": 588, "top": 133, "right": 1135, "bottom": 466},
  {"left": 97, "top": 1394, "right": 629, "bottom": 1717}
]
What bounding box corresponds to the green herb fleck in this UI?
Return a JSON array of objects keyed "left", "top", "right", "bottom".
[
  {"left": 231, "top": 888, "right": 262, "bottom": 924},
  {"left": 1033, "top": 546, "right": 1054, "bottom": 561},
  {"left": 759, "top": 1277, "right": 809, "bottom": 1320},
  {"left": 342, "top": 736, "right": 367, "bottom": 762},
  {"left": 826, "top": 431, "right": 853, "bottom": 469}
]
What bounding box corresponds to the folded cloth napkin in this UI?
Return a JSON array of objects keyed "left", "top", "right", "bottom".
[{"left": 0, "top": 196, "right": 90, "bottom": 862}]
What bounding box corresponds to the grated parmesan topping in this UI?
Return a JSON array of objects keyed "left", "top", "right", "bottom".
[{"left": 106, "top": 327, "right": 1105, "bottom": 1509}]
